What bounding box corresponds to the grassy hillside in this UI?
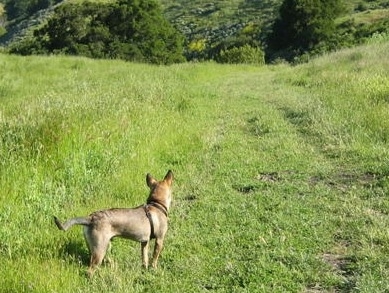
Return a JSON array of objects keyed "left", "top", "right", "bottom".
[{"left": 1, "top": 39, "right": 389, "bottom": 292}]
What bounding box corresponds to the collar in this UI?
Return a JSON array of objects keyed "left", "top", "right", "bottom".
[{"left": 146, "top": 200, "right": 168, "bottom": 217}]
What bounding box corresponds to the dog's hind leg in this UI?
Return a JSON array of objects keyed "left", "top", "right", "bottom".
[
  {"left": 151, "top": 237, "right": 164, "bottom": 269},
  {"left": 141, "top": 241, "right": 150, "bottom": 269},
  {"left": 84, "top": 229, "right": 111, "bottom": 277},
  {"left": 105, "top": 242, "right": 115, "bottom": 268}
]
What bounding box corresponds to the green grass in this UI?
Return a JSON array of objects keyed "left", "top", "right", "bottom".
[
  {"left": 351, "top": 9, "right": 389, "bottom": 24},
  {"left": 1, "top": 40, "right": 389, "bottom": 292}
]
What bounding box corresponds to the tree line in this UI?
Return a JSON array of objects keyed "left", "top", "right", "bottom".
[
  {"left": 2, "top": 0, "right": 388, "bottom": 64},
  {"left": 8, "top": 0, "right": 185, "bottom": 65}
]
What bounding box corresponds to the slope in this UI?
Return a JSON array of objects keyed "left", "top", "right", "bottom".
[{"left": 1, "top": 39, "right": 389, "bottom": 291}]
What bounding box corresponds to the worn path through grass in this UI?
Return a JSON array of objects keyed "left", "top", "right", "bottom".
[{"left": 1, "top": 42, "right": 388, "bottom": 292}]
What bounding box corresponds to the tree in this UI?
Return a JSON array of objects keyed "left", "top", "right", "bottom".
[
  {"left": 10, "top": 0, "right": 185, "bottom": 64},
  {"left": 107, "top": 0, "right": 185, "bottom": 64},
  {"left": 268, "top": 0, "right": 344, "bottom": 58}
]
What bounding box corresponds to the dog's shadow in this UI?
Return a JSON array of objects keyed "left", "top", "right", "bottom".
[{"left": 59, "top": 240, "right": 90, "bottom": 266}]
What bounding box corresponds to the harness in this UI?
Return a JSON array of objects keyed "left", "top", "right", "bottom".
[{"left": 143, "top": 201, "right": 168, "bottom": 239}]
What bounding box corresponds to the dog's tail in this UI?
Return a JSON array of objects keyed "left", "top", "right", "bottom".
[{"left": 54, "top": 216, "right": 91, "bottom": 231}]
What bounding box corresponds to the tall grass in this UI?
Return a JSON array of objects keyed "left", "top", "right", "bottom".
[{"left": 1, "top": 41, "right": 388, "bottom": 292}]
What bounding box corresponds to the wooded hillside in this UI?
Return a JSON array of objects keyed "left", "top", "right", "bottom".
[{"left": 0, "top": 0, "right": 388, "bottom": 62}]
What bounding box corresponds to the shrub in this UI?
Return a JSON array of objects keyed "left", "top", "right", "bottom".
[{"left": 217, "top": 44, "right": 265, "bottom": 65}]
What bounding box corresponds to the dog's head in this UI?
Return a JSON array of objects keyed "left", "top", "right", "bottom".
[{"left": 146, "top": 170, "right": 173, "bottom": 209}]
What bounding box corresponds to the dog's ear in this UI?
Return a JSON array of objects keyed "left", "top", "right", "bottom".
[
  {"left": 146, "top": 173, "right": 157, "bottom": 188},
  {"left": 164, "top": 170, "right": 173, "bottom": 185}
]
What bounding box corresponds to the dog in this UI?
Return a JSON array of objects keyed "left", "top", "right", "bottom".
[{"left": 54, "top": 170, "right": 173, "bottom": 277}]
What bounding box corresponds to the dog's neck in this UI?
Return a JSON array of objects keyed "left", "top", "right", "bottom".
[
  {"left": 146, "top": 199, "right": 168, "bottom": 217},
  {"left": 146, "top": 189, "right": 171, "bottom": 213}
]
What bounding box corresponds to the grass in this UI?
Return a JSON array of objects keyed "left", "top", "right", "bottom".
[
  {"left": 352, "top": 9, "right": 389, "bottom": 24},
  {"left": 1, "top": 40, "right": 389, "bottom": 292}
]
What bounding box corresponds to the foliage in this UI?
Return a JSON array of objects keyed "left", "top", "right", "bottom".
[
  {"left": 1, "top": 0, "right": 389, "bottom": 63},
  {"left": 162, "top": 0, "right": 278, "bottom": 61},
  {"left": 9, "top": 0, "right": 185, "bottom": 64},
  {"left": 186, "top": 21, "right": 262, "bottom": 62},
  {"left": 217, "top": 44, "right": 265, "bottom": 65},
  {"left": 187, "top": 38, "right": 207, "bottom": 59},
  {"left": 353, "top": 17, "right": 389, "bottom": 42},
  {"left": 268, "top": 0, "right": 345, "bottom": 60}
]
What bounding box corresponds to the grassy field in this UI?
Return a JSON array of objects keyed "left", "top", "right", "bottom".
[{"left": 1, "top": 39, "right": 389, "bottom": 292}]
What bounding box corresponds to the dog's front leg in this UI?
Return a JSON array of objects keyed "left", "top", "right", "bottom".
[
  {"left": 151, "top": 238, "right": 164, "bottom": 268},
  {"left": 141, "top": 241, "right": 149, "bottom": 268}
]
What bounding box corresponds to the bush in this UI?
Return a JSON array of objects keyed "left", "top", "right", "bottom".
[
  {"left": 216, "top": 44, "right": 265, "bottom": 65},
  {"left": 9, "top": 0, "right": 186, "bottom": 64}
]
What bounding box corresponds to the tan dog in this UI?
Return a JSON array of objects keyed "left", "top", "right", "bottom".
[{"left": 54, "top": 170, "right": 173, "bottom": 277}]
